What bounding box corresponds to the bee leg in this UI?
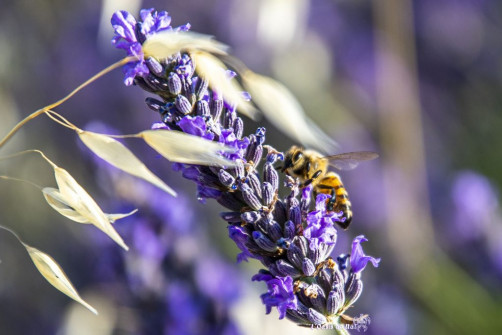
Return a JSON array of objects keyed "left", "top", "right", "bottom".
[
  {"left": 300, "top": 170, "right": 322, "bottom": 188},
  {"left": 316, "top": 184, "right": 337, "bottom": 211},
  {"left": 327, "top": 188, "right": 336, "bottom": 211}
]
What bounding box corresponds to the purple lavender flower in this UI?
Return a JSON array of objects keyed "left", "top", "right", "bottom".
[
  {"left": 252, "top": 271, "right": 297, "bottom": 319},
  {"left": 111, "top": 8, "right": 379, "bottom": 327},
  {"left": 350, "top": 235, "right": 381, "bottom": 274},
  {"left": 111, "top": 8, "right": 189, "bottom": 85}
]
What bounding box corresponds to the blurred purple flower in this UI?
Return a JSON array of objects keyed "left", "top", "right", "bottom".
[
  {"left": 451, "top": 170, "right": 498, "bottom": 241},
  {"left": 82, "top": 121, "right": 243, "bottom": 333}
]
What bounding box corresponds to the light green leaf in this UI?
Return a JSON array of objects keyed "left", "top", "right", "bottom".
[
  {"left": 106, "top": 209, "right": 138, "bottom": 224},
  {"left": 142, "top": 30, "right": 229, "bottom": 59},
  {"left": 53, "top": 167, "right": 128, "bottom": 250},
  {"left": 43, "top": 187, "right": 137, "bottom": 225},
  {"left": 242, "top": 71, "right": 338, "bottom": 154},
  {"left": 191, "top": 51, "right": 259, "bottom": 120},
  {"left": 78, "top": 130, "right": 176, "bottom": 196},
  {"left": 23, "top": 243, "right": 98, "bottom": 315},
  {"left": 139, "top": 129, "right": 237, "bottom": 167},
  {"left": 42, "top": 187, "right": 89, "bottom": 223}
]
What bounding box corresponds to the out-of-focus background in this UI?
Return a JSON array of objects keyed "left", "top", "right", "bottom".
[{"left": 1, "top": 0, "right": 502, "bottom": 334}]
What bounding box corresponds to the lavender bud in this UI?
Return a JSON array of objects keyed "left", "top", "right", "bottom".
[
  {"left": 286, "top": 312, "right": 309, "bottom": 325},
  {"left": 273, "top": 200, "right": 288, "bottom": 224},
  {"left": 241, "top": 211, "right": 261, "bottom": 224},
  {"left": 318, "top": 269, "right": 333, "bottom": 294},
  {"left": 197, "top": 170, "right": 222, "bottom": 188},
  {"left": 267, "top": 262, "right": 290, "bottom": 278},
  {"left": 146, "top": 73, "right": 169, "bottom": 91},
  {"left": 344, "top": 272, "right": 363, "bottom": 308},
  {"left": 287, "top": 195, "right": 300, "bottom": 211},
  {"left": 284, "top": 220, "right": 296, "bottom": 239},
  {"left": 289, "top": 206, "right": 301, "bottom": 226},
  {"left": 241, "top": 184, "right": 262, "bottom": 210},
  {"left": 217, "top": 193, "right": 245, "bottom": 211},
  {"left": 134, "top": 77, "right": 155, "bottom": 93},
  {"left": 195, "top": 78, "right": 209, "bottom": 99},
  {"left": 211, "top": 99, "right": 223, "bottom": 120},
  {"left": 251, "top": 145, "right": 263, "bottom": 166},
  {"left": 252, "top": 231, "right": 277, "bottom": 252},
  {"left": 234, "top": 117, "right": 244, "bottom": 139},
  {"left": 146, "top": 57, "right": 164, "bottom": 76},
  {"left": 233, "top": 160, "right": 245, "bottom": 179},
  {"left": 334, "top": 265, "right": 346, "bottom": 286},
  {"left": 256, "top": 127, "right": 266, "bottom": 144},
  {"left": 255, "top": 217, "right": 269, "bottom": 234},
  {"left": 267, "top": 220, "right": 283, "bottom": 241},
  {"left": 286, "top": 302, "right": 310, "bottom": 324},
  {"left": 302, "top": 258, "right": 316, "bottom": 277},
  {"left": 168, "top": 73, "right": 182, "bottom": 94},
  {"left": 308, "top": 284, "right": 327, "bottom": 314},
  {"left": 337, "top": 254, "right": 349, "bottom": 272},
  {"left": 220, "top": 211, "right": 242, "bottom": 223},
  {"left": 264, "top": 163, "right": 279, "bottom": 191},
  {"left": 218, "top": 169, "right": 235, "bottom": 188},
  {"left": 293, "top": 237, "right": 309, "bottom": 258},
  {"left": 307, "top": 308, "right": 327, "bottom": 325},
  {"left": 196, "top": 100, "right": 210, "bottom": 117},
  {"left": 245, "top": 140, "right": 262, "bottom": 165},
  {"left": 175, "top": 95, "right": 192, "bottom": 115},
  {"left": 224, "top": 110, "right": 236, "bottom": 129},
  {"left": 145, "top": 97, "right": 164, "bottom": 112},
  {"left": 247, "top": 173, "right": 262, "bottom": 199},
  {"left": 182, "top": 79, "right": 195, "bottom": 104},
  {"left": 276, "top": 259, "right": 302, "bottom": 277},
  {"left": 327, "top": 284, "right": 345, "bottom": 315},
  {"left": 287, "top": 244, "right": 305, "bottom": 269},
  {"left": 262, "top": 182, "right": 274, "bottom": 206},
  {"left": 307, "top": 247, "right": 322, "bottom": 265}
]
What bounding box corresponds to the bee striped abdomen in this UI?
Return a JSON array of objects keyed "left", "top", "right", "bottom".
[
  {"left": 283, "top": 146, "right": 377, "bottom": 230},
  {"left": 316, "top": 172, "right": 352, "bottom": 229}
]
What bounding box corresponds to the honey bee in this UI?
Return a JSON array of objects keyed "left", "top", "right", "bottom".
[{"left": 282, "top": 146, "right": 378, "bottom": 229}]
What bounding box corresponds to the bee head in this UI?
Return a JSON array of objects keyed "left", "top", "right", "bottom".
[{"left": 282, "top": 146, "right": 304, "bottom": 172}]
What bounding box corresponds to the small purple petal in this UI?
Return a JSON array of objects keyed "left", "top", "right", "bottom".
[
  {"left": 179, "top": 116, "right": 207, "bottom": 137},
  {"left": 253, "top": 274, "right": 297, "bottom": 319},
  {"left": 111, "top": 11, "right": 137, "bottom": 42},
  {"left": 229, "top": 225, "right": 254, "bottom": 263},
  {"left": 350, "top": 235, "right": 381, "bottom": 273}
]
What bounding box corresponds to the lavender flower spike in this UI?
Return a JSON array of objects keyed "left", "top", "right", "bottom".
[{"left": 112, "top": 8, "right": 380, "bottom": 328}]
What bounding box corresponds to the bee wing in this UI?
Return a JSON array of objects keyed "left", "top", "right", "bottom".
[{"left": 325, "top": 151, "right": 379, "bottom": 171}]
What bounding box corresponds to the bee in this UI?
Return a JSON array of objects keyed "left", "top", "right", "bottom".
[{"left": 282, "top": 146, "right": 378, "bottom": 229}]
